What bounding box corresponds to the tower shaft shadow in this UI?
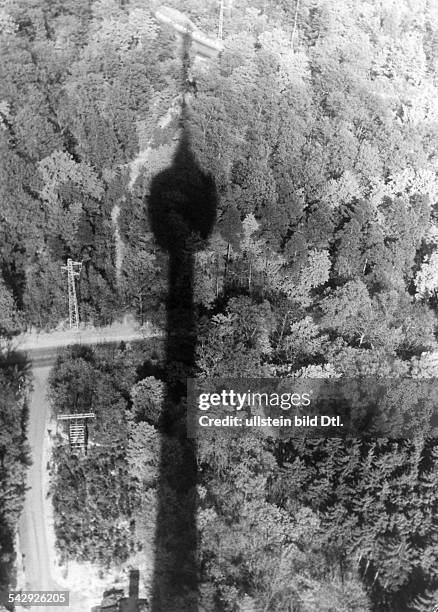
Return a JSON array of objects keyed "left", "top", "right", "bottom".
[
  {"left": 148, "top": 105, "right": 217, "bottom": 609},
  {"left": 152, "top": 252, "right": 198, "bottom": 611}
]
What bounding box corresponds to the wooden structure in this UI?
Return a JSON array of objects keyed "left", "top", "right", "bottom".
[{"left": 57, "top": 412, "right": 95, "bottom": 454}]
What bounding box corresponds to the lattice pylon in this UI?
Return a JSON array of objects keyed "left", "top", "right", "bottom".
[{"left": 61, "top": 258, "right": 82, "bottom": 330}]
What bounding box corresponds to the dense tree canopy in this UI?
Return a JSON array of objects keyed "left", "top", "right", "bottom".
[
  {"left": 4, "top": 0, "right": 438, "bottom": 610},
  {"left": 0, "top": 359, "right": 30, "bottom": 597}
]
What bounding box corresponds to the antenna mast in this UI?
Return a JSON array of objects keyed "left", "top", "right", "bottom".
[{"left": 61, "top": 258, "right": 82, "bottom": 330}]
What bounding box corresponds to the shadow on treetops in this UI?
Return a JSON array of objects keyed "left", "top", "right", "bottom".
[{"left": 147, "top": 74, "right": 217, "bottom": 612}]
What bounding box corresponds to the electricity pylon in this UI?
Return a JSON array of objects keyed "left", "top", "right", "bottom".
[{"left": 61, "top": 258, "right": 82, "bottom": 330}]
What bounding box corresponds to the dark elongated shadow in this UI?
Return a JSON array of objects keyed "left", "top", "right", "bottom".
[{"left": 148, "top": 42, "right": 217, "bottom": 611}]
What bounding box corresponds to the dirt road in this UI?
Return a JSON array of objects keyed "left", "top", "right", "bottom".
[
  {"left": 3, "top": 321, "right": 159, "bottom": 356},
  {"left": 18, "top": 365, "right": 68, "bottom": 609}
]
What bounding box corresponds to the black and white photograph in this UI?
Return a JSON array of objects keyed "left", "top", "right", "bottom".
[{"left": 1, "top": 1, "right": 438, "bottom": 610}]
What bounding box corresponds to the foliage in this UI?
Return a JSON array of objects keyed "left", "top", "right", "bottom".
[
  {"left": 0, "top": 359, "right": 30, "bottom": 594},
  {"left": 48, "top": 342, "right": 162, "bottom": 567},
  {"left": 6, "top": 0, "right": 438, "bottom": 609}
]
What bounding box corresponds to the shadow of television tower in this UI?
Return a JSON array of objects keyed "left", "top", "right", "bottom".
[{"left": 147, "top": 33, "right": 217, "bottom": 612}]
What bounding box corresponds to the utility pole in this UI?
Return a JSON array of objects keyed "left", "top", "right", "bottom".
[
  {"left": 61, "top": 258, "right": 82, "bottom": 331},
  {"left": 218, "top": 0, "right": 224, "bottom": 40}
]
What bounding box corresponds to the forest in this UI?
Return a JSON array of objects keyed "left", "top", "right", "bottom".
[
  {"left": 0, "top": 357, "right": 30, "bottom": 600},
  {"left": 48, "top": 343, "right": 161, "bottom": 567},
  {"left": 3, "top": 0, "right": 438, "bottom": 610}
]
